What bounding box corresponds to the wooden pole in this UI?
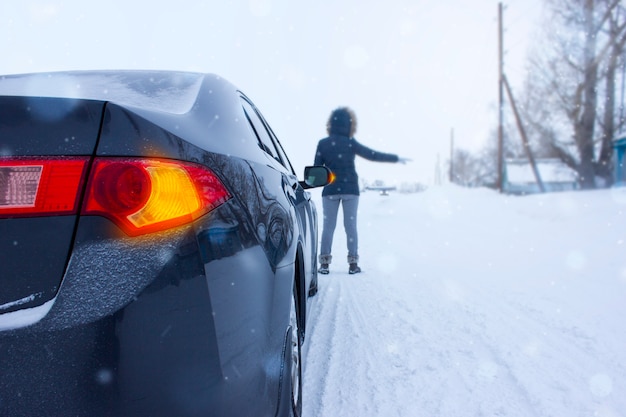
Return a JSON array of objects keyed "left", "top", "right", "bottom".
[{"left": 503, "top": 74, "right": 545, "bottom": 192}]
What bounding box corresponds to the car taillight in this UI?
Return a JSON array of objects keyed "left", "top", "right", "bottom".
[
  {"left": 0, "top": 157, "right": 231, "bottom": 236},
  {"left": 0, "top": 157, "right": 89, "bottom": 216},
  {"left": 83, "top": 158, "right": 231, "bottom": 236}
]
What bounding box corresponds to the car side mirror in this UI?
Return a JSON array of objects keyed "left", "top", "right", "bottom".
[{"left": 300, "top": 166, "right": 334, "bottom": 189}]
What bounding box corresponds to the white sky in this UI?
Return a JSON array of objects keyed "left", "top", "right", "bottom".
[{"left": 0, "top": 0, "right": 543, "bottom": 184}]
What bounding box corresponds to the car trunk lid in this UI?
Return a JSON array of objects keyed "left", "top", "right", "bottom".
[{"left": 0, "top": 96, "right": 104, "bottom": 322}]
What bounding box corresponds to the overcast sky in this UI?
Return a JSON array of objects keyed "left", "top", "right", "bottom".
[{"left": 1, "top": 0, "right": 543, "bottom": 185}]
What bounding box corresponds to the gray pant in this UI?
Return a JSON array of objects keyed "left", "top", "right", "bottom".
[{"left": 319, "top": 194, "right": 359, "bottom": 264}]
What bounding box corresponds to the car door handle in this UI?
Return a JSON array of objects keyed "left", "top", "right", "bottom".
[{"left": 283, "top": 176, "right": 298, "bottom": 200}]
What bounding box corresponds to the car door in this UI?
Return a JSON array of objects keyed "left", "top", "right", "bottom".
[
  {"left": 239, "top": 96, "right": 315, "bottom": 288},
  {"left": 258, "top": 108, "right": 318, "bottom": 289}
]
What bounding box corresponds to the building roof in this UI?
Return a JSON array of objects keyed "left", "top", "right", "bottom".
[{"left": 505, "top": 158, "right": 578, "bottom": 184}]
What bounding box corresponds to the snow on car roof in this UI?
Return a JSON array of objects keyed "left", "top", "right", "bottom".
[{"left": 0, "top": 70, "right": 204, "bottom": 114}]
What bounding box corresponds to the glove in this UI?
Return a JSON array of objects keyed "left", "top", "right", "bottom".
[{"left": 397, "top": 157, "right": 411, "bottom": 164}]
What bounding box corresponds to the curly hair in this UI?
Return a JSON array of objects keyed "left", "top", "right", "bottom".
[{"left": 326, "top": 107, "right": 357, "bottom": 137}]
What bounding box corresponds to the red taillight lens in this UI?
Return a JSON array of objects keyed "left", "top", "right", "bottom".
[
  {"left": 83, "top": 158, "right": 231, "bottom": 236},
  {"left": 92, "top": 163, "right": 152, "bottom": 213},
  {"left": 0, "top": 158, "right": 88, "bottom": 216}
]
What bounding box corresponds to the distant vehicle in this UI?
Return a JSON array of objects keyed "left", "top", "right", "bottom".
[
  {"left": 366, "top": 185, "right": 397, "bottom": 195},
  {"left": 0, "top": 70, "right": 332, "bottom": 417}
]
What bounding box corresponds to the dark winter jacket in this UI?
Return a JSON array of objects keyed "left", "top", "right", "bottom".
[
  {"left": 315, "top": 107, "right": 398, "bottom": 196},
  {"left": 314, "top": 135, "right": 399, "bottom": 196}
]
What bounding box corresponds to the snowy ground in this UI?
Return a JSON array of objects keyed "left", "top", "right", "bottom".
[{"left": 302, "top": 185, "right": 626, "bottom": 417}]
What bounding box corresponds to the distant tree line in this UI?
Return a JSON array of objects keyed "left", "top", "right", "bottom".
[{"left": 451, "top": 0, "right": 626, "bottom": 189}]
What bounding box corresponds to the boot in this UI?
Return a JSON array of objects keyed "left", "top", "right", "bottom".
[
  {"left": 348, "top": 263, "right": 361, "bottom": 274},
  {"left": 319, "top": 254, "right": 332, "bottom": 275}
]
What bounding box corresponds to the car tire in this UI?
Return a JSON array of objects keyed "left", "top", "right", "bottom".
[{"left": 290, "top": 285, "right": 303, "bottom": 417}]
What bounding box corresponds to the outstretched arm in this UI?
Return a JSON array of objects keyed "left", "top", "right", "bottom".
[{"left": 353, "top": 139, "right": 399, "bottom": 163}]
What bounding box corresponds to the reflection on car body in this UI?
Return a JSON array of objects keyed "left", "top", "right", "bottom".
[{"left": 0, "top": 70, "right": 332, "bottom": 417}]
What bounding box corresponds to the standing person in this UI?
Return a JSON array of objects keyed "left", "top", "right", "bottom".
[{"left": 314, "top": 107, "right": 409, "bottom": 275}]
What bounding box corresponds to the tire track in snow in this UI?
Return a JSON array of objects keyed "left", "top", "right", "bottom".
[
  {"left": 303, "top": 271, "right": 433, "bottom": 417},
  {"left": 302, "top": 273, "right": 342, "bottom": 417},
  {"left": 303, "top": 274, "right": 384, "bottom": 417},
  {"left": 305, "top": 271, "right": 544, "bottom": 417},
  {"left": 390, "top": 276, "right": 549, "bottom": 417}
]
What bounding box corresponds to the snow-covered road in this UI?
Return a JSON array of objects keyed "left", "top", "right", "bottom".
[{"left": 302, "top": 186, "right": 626, "bottom": 417}]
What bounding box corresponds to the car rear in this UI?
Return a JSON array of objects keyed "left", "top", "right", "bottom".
[
  {"left": 0, "top": 101, "right": 236, "bottom": 416},
  {"left": 0, "top": 72, "right": 296, "bottom": 417}
]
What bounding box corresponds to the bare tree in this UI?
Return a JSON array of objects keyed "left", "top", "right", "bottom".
[
  {"left": 449, "top": 125, "right": 524, "bottom": 189},
  {"left": 450, "top": 149, "right": 478, "bottom": 186},
  {"left": 524, "top": 0, "right": 626, "bottom": 188},
  {"left": 598, "top": 2, "right": 626, "bottom": 182}
]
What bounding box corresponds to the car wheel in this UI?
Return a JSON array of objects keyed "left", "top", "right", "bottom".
[{"left": 290, "top": 286, "right": 303, "bottom": 417}]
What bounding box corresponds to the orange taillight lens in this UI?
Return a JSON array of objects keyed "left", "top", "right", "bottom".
[{"left": 83, "top": 158, "right": 231, "bottom": 236}]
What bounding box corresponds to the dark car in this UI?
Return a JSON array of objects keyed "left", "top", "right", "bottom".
[{"left": 0, "top": 70, "right": 332, "bottom": 417}]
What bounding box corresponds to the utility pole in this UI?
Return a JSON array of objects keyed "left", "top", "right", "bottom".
[
  {"left": 497, "top": 2, "right": 504, "bottom": 192},
  {"left": 503, "top": 75, "right": 545, "bottom": 192}
]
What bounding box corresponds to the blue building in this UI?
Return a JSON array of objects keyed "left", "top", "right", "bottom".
[{"left": 614, "top": 135, "right": 626, "bottom": 186}]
